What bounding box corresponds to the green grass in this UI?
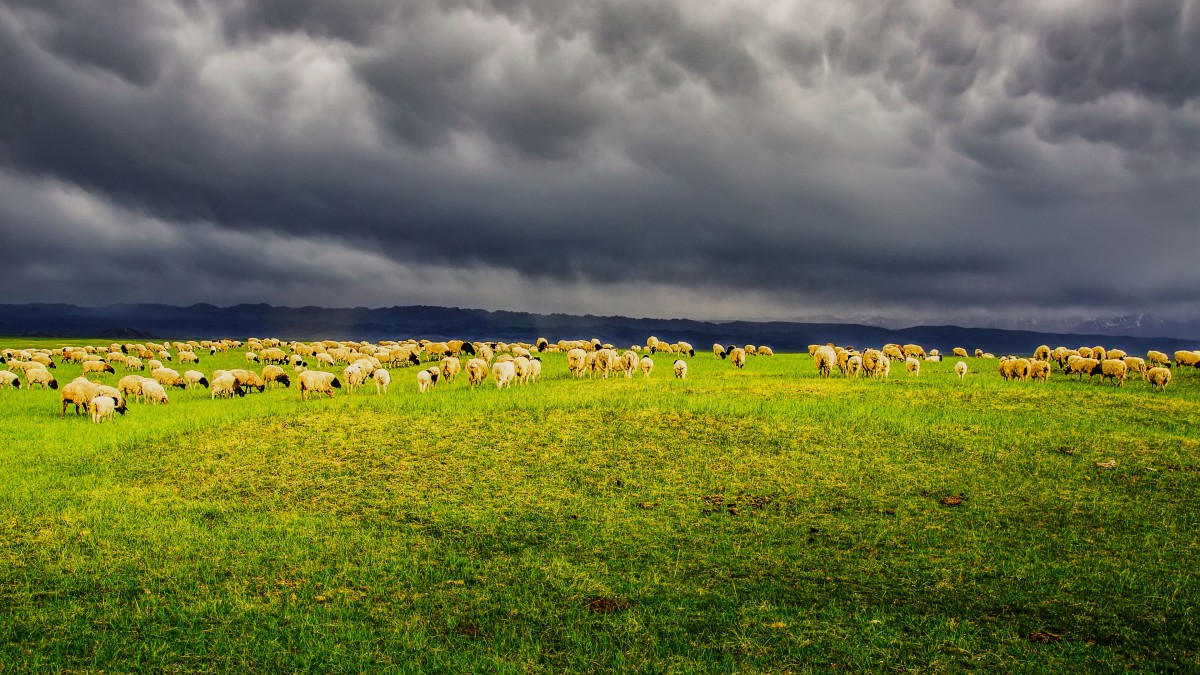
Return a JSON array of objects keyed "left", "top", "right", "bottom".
[{"left": 1, "top": 338, "right": 1199, "bottom": 672}]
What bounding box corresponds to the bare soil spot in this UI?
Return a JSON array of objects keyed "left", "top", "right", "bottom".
[
  {"left": 586, "top": 596, "right": 633, "bottom": 614},
  {"left": 939, "top": 495, "right": 965, "bottom": 507},
  {"left": 1028, "top": 631, "right": 1063, "bottom": 644}
]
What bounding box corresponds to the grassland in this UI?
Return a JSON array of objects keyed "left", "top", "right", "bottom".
[{"left": 1, "top": 337, "right": 1198, "bottom": 673}]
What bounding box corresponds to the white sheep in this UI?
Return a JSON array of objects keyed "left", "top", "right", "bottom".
[
  {"left": 812, "top": 346, "right": 836, "bottom": 378},
  {"left": 567, "top": 348, "right": 588, "bottom": 378},
  {"left": 0, "top": 370, "right": 21, "bottom": 389},
  {"left": 210, "top": 373, "right": 245, "bottom": 399},
  {"left": 342, "top": 364, "right": 369, "bottom": 394},
  {"left": 492, "top": 360, "right": 516, "bottom": 389},
  {"left": 372, "top": 367, "right": 391, "bottom": 393},
  {"left": 25, "top": 367, "right": 58, "bottom": 390},
  {"left": 141, "top": 379, "right": 169, "bottom": 405},
  {"left": 466, "top": 358, "right": 490, "bottom": 389},
  {"left": 905, "top": 357, "right": 920, "bottom": 377},
  {"left": 439, "top": 357, "right": 462, "bottom": 383},
  {"left": 640, "top": 355, "right": 654, "bottom": 377},
  {"left": 674, "top": 359, "right": 687, "bottom": 379},
  {"left": 298, "top": 370, "right": 341, "bottom": 400},
  {"left": 61, "top": 377, "right": 101, "bottom": 417},
  {"left": 184, "top": 370, "right": 210, "bottom": 389},
  {"left": 90, "top": 396, "right": 118, "bottom": 424},
  {"left": 955, "top": 361, "right": 968, "bottom": 379},
  {"left": 417, "top": 368, "right": 439, "bottom": 393},
  {"left": 729, "top": 347, "right": 747, "bottom": 369},
  {"left": 1147, "top": 367, "right": 1172, "bottom": 391}
]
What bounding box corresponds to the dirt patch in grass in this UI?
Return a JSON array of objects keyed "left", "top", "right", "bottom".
[
  {"left": 939, "top": 495, "right": 965, "bottom": 507},
  {"left": 586, "top": 596, "right": 633, "bottom": 614},
  {"left": 1028, "top": 630, "right": 1064, "bottom": 644}
]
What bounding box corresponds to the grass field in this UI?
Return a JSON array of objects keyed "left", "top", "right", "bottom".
[{"left": 1, "top": 337, "right": 1198, "bottom": 672}]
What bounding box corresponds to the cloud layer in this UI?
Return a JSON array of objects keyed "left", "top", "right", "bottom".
[{"left": 2, "top": 0, "right": 1198, "bottom": 324}]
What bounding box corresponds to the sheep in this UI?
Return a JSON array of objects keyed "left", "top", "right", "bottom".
[
  {"left": 260, "top": 348, "right": 287, "bottom": 365},
  {"left": 0, "top": 370, "right": 21, "bottom": 389},
  {"left": 147, "top": 359, "right": 164, "bottom": 371},
  {"left": 141, "top": 379, "right": 170, "bottom": 404},
  {"left": 439, "top": 357, "right": 461, "bottom": 383},
  {"left": 151, "top": 367, "right": 187, "bottom": 389},
  {"left": 1073, "top": 358, "right": 1102, "bottom": 383},
  {"left": 261, "top": 365, "right": 290, "bottom": 389},
  {"left": 246, "top": 351, "right": 260, "bottom": 363},
  {"left": 342, "top": 364, "right": 370, "bottom": 394},
  {"left": 373, "top": 368, "right": 391, "bottom": 395},
  {"left": 713, "top": 343, "right": 727, "bottom": 359},
  {"left": 298, "top": 370, "right": 341, "bottom": 400},
  {"left": 314, "top": 353, "right": 336, "bottom": 368},
  {"left": 1123, "top": 356, "right": 1147, "bottom": 378},
  {"left": 179, "top": 351, "right": 200, "bottom": 365},
  {"left": 417, "top": 368, "right": 440, "bottom": 393},
  {"left": 951, "top": 347, "right": 968, "bottom": 358},
  {"left": 875, "top": 354, "right": 891, "bottom": 380},
  {"left": 535, "top": 337, "right": 549, "bottom": 352},
  {"left": 81, "top": 360, "right": 116, "bottom": 376},
  {"left": 210, "top": 373, "right": 244, "bottom": 399},
  {"left": 1147, "top": 351, "right": 1170, "bottom": 368},
  {"left": 1175, "top": 351, "right": 1200, "bottom": 368},
  {"left": 125, "top": 357, "right": 144, "bottom": 371},
  {"left": 157, "top": 350, "right": 173, "bottom": 362},
  {"left": 1029, "top": 360, "right": 1051, "bottom": 383},
  {"left": 25, "top": 367, "right": 58, "bottom": 390},
  {"left": 646, "top": 336, "right": 660, "bottom": 353},
  {"left": 1147, "top": 367, "right": 1172, "bottom": 391},
  {"left": 61, "top": 377, "right": 101, "bottom": 417},
  {"left": 729, "top": 347, "right": 747, "bottom": 369},
  {"left": 229, "top": 369, "right": 266, "bottom": 393},
  {"left": 1106, "top": 349, "right": 1127, "bottom": 361},
  {"left": 1092, "top": 346, "right": 1108, "bottom": 362},
  {"left": 847, "top": 355, "right": 863, "bottom": 377},
  {"left": 594, "top": 349, "right": 620, "bottom": 379},
  {"left": 619, "top": 350, "right": 639, "bottom": 378},
  {"left": 883, "top": 344, "right": 905, "bottom": 362},
  {"left": 492, "top": 360, "right": 516, "bottom": 389},
  {"left": 567, "top": 348, "right": 588, "bottom": 379},
  {"left": 30, "top": 353, "right": 55, "bottom": 369},
  {"left": 981, "top": 353, "right": 996, "bottom": 359},
  {"left": 1100, "top": 359, "right": 1128, "bottom": 387},
  {"left": 1033, "top": 345, "right": 1051, "bottom": 362},
  {"left": 94, "top": 385, "right": 127, "bottom": 412},
  {"left": 466, "top": 358, "right": 490, "bottom": 389},
  {"left": 90, "top": 396, "right": 118, "bottom": 424},
  {"left": 677, "top": 341, "right": 695, "bottom": 357},
  {"left": 640, "top": 355, "right": 654, "bottom": 377},
  {"left": 860, "top": 349, "right": 881, "bottom": 376},
  {"left": 117, "top": 375, "right": 147, "bottom": 401},
  {"left": 424, "top": 342, "right": 449, "bottom": 361},
  {"left": 999, "top": 357, "right": 1031, "bottom": 382},
  {"left": 289, "top": 354, "right": 306, "bottom": 369},
  {"left": 812, "top": 346, "right": 836, "bottom": 378},
  {"left": 1077, "top": 347, "right": 1094, "bottom": 360},
  {"left": 903, "top": 344, "right": 927, "bottom": 360},
  {"left": 757, "top": 346, "right": 774, "bottom": 356},
  {"left": 530, "top": 357, "right": 543, "bottom": 383},
  {"left": 513, "top": 356, "right": 534, "bottom": 385},
  {"left": 905, "top": 357, "right": 920, "bottom": 377},
  {"left": 674, "top": 359, "right": 688, "bottom": 379},
  {"left": 974, "top": 349, "right": 984, "bottom": 358},
  {"left": 954, "top": 361, "right": 967, "bottom": 379}
]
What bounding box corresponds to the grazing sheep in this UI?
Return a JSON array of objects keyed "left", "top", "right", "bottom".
[
  {"left": 260, "top": 348, "right": 287, "bottom": 365},
  {"left": 151, "top": 367, "right": 187, "bottom": 389},
  {"left": 211, "top": 373, "right": 245, "bottom": 399},
  {"left": 1175, "top": 351, "right": 1200, "bottom": 368},
  {"left": 147, "top": 359, "right": 164, "bottom": 372},
  {"left": 81, "top": 360, "right": 116, "bottom": 376},
  {"left": 179, "top": 351, "right": 200, "bottom": 364},
  {"left": 229, "top": 369, "right": 266, "bottom": 393},
  {"left": 25, "top": 367, "right": 58, "bottom": 390},
  {"left": 813, "top": 346, "right": 837, "bottom": 378},
  {"left": 1033, "top": 345, "right": 1051, "bottom": 362},
  {"left": 466, "top": 358, "right": 490, "bottom": 389},
  {"left": 61, "top": 377, "right": 101, "bottom": 417},
  {"left": 342, "top": 364, "right": 370, "bottom": 394},
  {"left": 974, "top": 349, "right": 984, "bottom": 358},
  {"left": 952, "top": 347, "right": 968, "bottom": 358},
  {"left": 157, "top": 350, "right": 172, "bottom": 362},
  {"left": 1147, "top": 351, "right": 1170, "bottom": 368},
  {"left": 513, "top": 356, "right": 534, "bottom": 384},
  {"left": 30, "top": 354, "right": 55, "bottom": 369},
  {"left": 90, "top": 396, "right": 118, "bottom": 424},
  {"left": 117, "top": 375, "right": 147, "bottom": 401},
  {"left": 245, "top": 351, "right": 260, "bottom": 363},
  {"left": 729, "top": 348, "right": 747, "bottom": 369},
  {"left": 315, "top": 353, "right": 336, "bottom": 368},
  {"left": 903, "top": 344, "right": 927, "bottom": 360},
  {"left": 125, "top": 357, "right": 144, "bottom": 371},
  {"left": 713, "top": 343, "right": 727, "bottom": 359},
  {"left": 757, "top": 346, "right": 774, "bottom": 356},
  {"left": 530, "top": 357, "right": 543, "bottom": 382},
  {"left": 261, "top": 365, "right": 290, "bottom": 389},
  {"left": 954, "top": 361, "right": 967, "bottom": 379},
  {"left": 1092, "top": 346, "right": 1108, "bottom": 362},
  {"left": 981, "top": 353, "right": 996, "bottom": 359},
  {"left": 1106, "top": 349, "right": 1127, "bottom": 361},
  {"left": 298, "top": 370, "right": 341, "bottom": 400},
  {"left": 439, "top": 357, "right": 462, "bottom": 383},
  {"left": 181, "top": 370, "right": 209, "bottom": 389},
  {"left": 1147, "top": 367, "right": 1172, "bottom": 391},
  {"left": 1123, "top": 356, "right": 1147, "bottom": 378},
  {"left": 640, "top": 355, "right": 654, "bottom": 377},
  {"left": 1100, "top": 359, "right": 1128, "bottom": 387},
  {"left": 416, "top": 368, "right": 440, "bottom": 393},
  {"left": 595, "top": 349, "right": 619, "bottom": 379},
  {"left": 848, "top": 355, "right": 863, "bottom": 377},
  {"left": 904, "top": 357, "right": 921, "bottom": 377},
  {"left": 618, "top": 350, "right": 639, "bottom": 378},
  {"left": 883, "top": 344, "right": 905, "bottom": 362},
  {"left": 677, "top": 341, "right": 695, "bottom": 357},
  {"left": 141, "top": 379, "right": 170, "bottom": 405},
  {"left": 1077, "top": 347, "right": 1094, "bottom": 360},
  {"left": 492, "top": 361, "right": 516, "bottom": 389},
  {"left": 674, "top": 359, "right": 687, "bottom": 379},
  {"left": 373, "top": 368, "right": 391, "bottom": 395},
  {"left": 567, "top": 348, "right": 588, "bottom": 379},
  {"left": 999, "top": 357, "right": 1031, "bottom": 382},
  {"left": 874, "top": 355, "right": 891, "bottom": 380},
  {"left": 0, "top": 370, "right": 21, "bottom": 389},
  {"left": 646, "top": 336, "right": 660, "bottom": 353},
  {"left": 1029, "top": 360, "right": 1051, "bottom": 383}
]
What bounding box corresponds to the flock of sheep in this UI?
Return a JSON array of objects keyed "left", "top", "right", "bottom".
[
  {"left": 0, "top": 335, "right": 1194, "bottom": 423},
  {"left": 804, "top": 342, "right": 1186, "bottom": 391}
]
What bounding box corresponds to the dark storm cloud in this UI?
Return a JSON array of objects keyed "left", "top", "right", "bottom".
[{"left": 1, "top": 0, "right": 1199, "bottom": 323}]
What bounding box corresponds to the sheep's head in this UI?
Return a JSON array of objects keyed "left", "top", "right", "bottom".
[
  {"left": 278, "top": 375, "right": 291, "bottom": 388},
  {"left": 199, "top": 377, "right": 210, "bottom": 388},
  {"left": 330, "top": 378, "right": 342, "bottom": 388},
  {"left": 49, "top": 379, "right": 59, "bottom": 390}
]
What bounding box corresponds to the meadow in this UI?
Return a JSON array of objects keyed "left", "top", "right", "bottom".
[{"left": 1, "top": 337, "right": 1198, "bottom": 673}]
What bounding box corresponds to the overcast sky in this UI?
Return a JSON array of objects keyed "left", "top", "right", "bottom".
[{"left": 2, "top": 0, "right": 1198, "bottom": 326}]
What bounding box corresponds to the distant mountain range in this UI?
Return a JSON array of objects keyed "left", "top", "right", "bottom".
[{"left": 2, "top": 303, "right": 1198, "bottom": 355}]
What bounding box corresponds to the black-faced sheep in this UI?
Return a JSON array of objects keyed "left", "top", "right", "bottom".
[
  {"left": 713, "top": 343, "right": 727, "bottom": 359},
  {"left": 82, "top": 361, "right": 116, "bottom": 376},
  {"left": 141, "top": 379, "right": 170, "bottom": 404},
  {"left": 729, "top": 348, "right": 747, "bottom": 369},
  {"left": 151, "top": 367, "right": 187, "bottom": 389},
  {"left": 61, "top": 377, "right": 101, "bottom": 417},
  {"left": 1100, "top": 359, "right": 1128, "bottom": 387},
  {"left": 0, "top": 370, "right": 21, "bottom": 389},
  {"left": 298, "top": 370, "right": 341, "bottom": 400},
  {"left": 90, "top": 396, "right": 118, "bottom": 424},
  {"left": 211, "top": 373, "right": 245, "bottom": 399},
  {"left": 261, "top": 365, "right": 290, "bottom": 389},
  {"left": 1029, "top": 360, "right": 1051, "bottom": 383},
  {"left": 25, "top": 367, "right": 58, "bottom": 390}
]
